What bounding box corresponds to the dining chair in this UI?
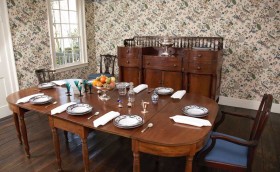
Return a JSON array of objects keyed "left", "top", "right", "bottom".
[
  {"left": 88, "top": 54, "right": 117, "bottom": 80},
  {"left": 193, "top": 94, "right": 273, "bottom": 172},
  {"left": 35, "top": 69, "right": 56, "bottom": 83}
]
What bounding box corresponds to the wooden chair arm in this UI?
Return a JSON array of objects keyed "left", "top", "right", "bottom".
[
  {"left": 221, "top": 111, "right": 255, "bottom": 120},
  {"left": 210, "top": 133, "right": 258, "bottom": 147},
  {"left": 213, "top": 110, "right": 255, "bottom": 131}
]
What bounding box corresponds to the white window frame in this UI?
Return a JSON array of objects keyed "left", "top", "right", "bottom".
[{"left": 46, "top": 0, "right": 88, "bottom": 72}]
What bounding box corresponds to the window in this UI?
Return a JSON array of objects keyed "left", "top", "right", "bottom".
[{"left": 47, "top": 0, "right": 87, "bottom": 71}]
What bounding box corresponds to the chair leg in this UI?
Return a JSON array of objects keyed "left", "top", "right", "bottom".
[{"left": 64, "top": 131, "right": 68, "bottom": 142}]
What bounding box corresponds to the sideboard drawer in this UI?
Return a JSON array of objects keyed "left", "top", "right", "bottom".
[
  {"left": 118, "top": 47, "right": 140, "bottom": 58},
  {"left": 187, "top": 62, "right": 215, "bottom": 74},
  {"left": 143, "top": 56, "right": 182, "bottom": 71},
  {"left": 118, "top": 58, "right": 139, "bottom": 67},
  {"left": 188, "top": 50, "right": 217, "bottom": 62}
]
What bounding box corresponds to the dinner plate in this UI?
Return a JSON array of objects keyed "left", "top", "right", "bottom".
[
  {"left": 155, "top": 87, "right": 174, "bottom": 95},
  {"left": 66, "top": 103, "right": 93, "bottom": 115},
  {"left": 38, "top": 82, "right": 55, "bottom": 89},
  {"left": 29, "top": 95, "right": 53, "bottom": 104},
  {"left": 114, "top": 115, "right": 144, "bottom": 129},
  {"left": 182, "top": 105, "right": 209, "bottom": 117}
]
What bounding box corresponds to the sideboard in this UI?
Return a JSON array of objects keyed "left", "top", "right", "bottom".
[{"left": 117, "top": 36, "right": 223, "bottom": 100}]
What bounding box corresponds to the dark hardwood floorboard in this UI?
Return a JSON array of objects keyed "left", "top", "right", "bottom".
[{"left": 0, "top": 105, "right": 279, "bottom": 172}]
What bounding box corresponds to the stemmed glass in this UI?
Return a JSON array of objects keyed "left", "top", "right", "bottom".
[
  {"left": 74, "top": 80, "right": 83, "bottom": 97},
  {"left": 87, "top": 82, "right": 93, "bottom": 94},
  {"left": 83, "top": 80, "right": 88, "bottom": 93},
  {"left": 66, "top": 82, "right": 71, "bottom": 96},
  {"left": 94, "top": 86, "right": 114, "bottom": 101}
]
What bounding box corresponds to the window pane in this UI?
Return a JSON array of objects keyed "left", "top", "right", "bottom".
[
  {"left": 52, "top": 10, "right": 60, "bottom": 23},
  {"left": 60, "top": 0, "right": 68, "bottom": 10},
  {"left": 72, "top": 38, "right": 80, "bottom": 62},
  {"left": 60, "top": 11, "right": 69, "bottom": 23},
  {"left": 51, "top": 0, "right": 59, "bottom": 10},
  {"left": 61, "top": 24, "right": 70, "bottom": 37},
  {"left": 70, "top": 24, "right": 78, "bottom": 37},
  {"left": 53, "top": 24, "right": 61, "bottom": 37},
  {"left": 69, "top": 11, "right": 77, "bottom": 24},
  {"left": 69, "top": 0, "right": 77, "bottom": 11}
]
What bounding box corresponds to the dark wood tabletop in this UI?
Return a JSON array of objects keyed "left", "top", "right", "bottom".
[{"left": 6, "top": 85, "right": 218, "bottom": 172}]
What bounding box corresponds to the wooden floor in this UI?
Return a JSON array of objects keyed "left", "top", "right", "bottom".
[{"left": 0, "top": 105, "right": 279, "bottom": 172}]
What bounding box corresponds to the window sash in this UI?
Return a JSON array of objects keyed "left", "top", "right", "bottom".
[{"left": 47, "top": 0, "right": 87, "bottom": 71}]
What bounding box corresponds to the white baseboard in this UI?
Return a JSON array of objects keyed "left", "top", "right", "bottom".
[{"left": 219, "top": 96, "right": 280, "bottom": 114}]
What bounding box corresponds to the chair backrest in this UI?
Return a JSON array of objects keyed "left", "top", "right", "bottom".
[
  {"left": 35, "top": 69, "right": 56, "bottom": 84},
  {"left": 248, "top": 94, "right": 273, "bottom": 169},
  {"left": 99, "top": 54, "right": 117, "bottom": 76}
]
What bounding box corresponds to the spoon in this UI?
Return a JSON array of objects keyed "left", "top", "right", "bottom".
[
  {"left": 87, "top": 111, "right": 100, "bottom": 120},
  {"left": 45, "top": 101, "right": 57, "bottom": 108},
  {"left": 141, "top": 123, "right": 153, "bottom": 133}
]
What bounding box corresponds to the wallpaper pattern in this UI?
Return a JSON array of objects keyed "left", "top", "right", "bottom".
[
  {"left": 6, "top": 0, "right": 96, "bottom": 88},
  {"left": 6, "top": 0, "right": 280, "bottom": 103}
]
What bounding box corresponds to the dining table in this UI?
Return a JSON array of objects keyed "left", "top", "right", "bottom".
[{"left": 6, "top": 83, "right": 219, "bottom": 172}]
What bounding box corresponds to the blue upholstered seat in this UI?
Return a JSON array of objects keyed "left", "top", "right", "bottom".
[{"left": 203, "top": 132, "right": 248, "bottom": 168}]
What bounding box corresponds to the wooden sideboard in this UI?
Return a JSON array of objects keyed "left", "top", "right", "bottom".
[{"left": 118, "top": 36, "right": 223, "bottom": 100}]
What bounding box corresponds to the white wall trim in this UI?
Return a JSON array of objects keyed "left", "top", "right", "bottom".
[{"left": 219, "top": 96, "right": 280, "bottom": 114}]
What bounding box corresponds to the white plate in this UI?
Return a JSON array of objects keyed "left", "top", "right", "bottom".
[
  {"left": 155, "top": 87, "right": 174, "bottom": 95},
  {"left": 30, "top": 95, "right": 53, "bottom": 104},
  {"left": 114, "top": 115, "right": 143, "bottom": 129},
  {"left": 66, "top": 103, "right": 93, "bottom": 115},
  {"left": 38, "top": 82, "right": 55, "bottom": 89},
  {"left": 182, "top": 105, "right": 208, "bottom": 117}
]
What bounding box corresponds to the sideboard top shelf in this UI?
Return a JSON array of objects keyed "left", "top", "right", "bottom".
[{"left": 123, "top": 36, "right": 224, "bottom": 50}]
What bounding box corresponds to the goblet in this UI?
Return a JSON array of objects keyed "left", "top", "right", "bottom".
[
  {"left": 94, "top": 85, "right": 114, "bottom": 101},
  {"left": 159, "top": 37, "right": 174, "bottom": 56}
]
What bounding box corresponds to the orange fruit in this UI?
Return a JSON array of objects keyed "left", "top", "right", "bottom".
[
  {"left": 92, "top": 79, "right": 98, "bottom": 86},
  {"left": 96, "top": 81, "right": 103, "bottom": 87},
  {"left": 100, "top": 76, "right": 106, "bottom": 83}
]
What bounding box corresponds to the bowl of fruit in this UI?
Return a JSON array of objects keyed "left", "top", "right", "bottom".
[{"left": 92, "top": 75, "right": 116, "bottom": 101}]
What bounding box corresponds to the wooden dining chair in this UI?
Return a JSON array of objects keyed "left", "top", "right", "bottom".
[
  {"left": 193, "top": 94, "right": 273, "bottom": 172},
  {"left": 88, "top": 54, "right": 117, "bottom": 80},
  {"left": 35, "top": 69, "right": 56, "bottom": 83}
]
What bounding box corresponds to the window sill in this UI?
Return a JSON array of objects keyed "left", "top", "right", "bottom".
[{"left": 54, "top": 63, "right": 89, "bottom": 73}]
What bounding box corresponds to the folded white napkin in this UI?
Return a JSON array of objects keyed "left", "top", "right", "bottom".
[
  {"left": 170, "top": 115, "right": 212, "bottom": 127},
  {"left": 16, "top": 93, "right": 44, "bottom": 104},
  {"left": 171, "top": 90, "right": 186, "bottom": 99},
  {"left": 52, "top": 80, "right": 66, "bottom": 86},
  {"left": 133, "top": 84, "right": 148, "bottom": 93},
  {"left": 51, "top": 102, "right": 77, "bottom": 115},
  {"left": 93, "top": 111, "right": 120, "bottom": 127}
]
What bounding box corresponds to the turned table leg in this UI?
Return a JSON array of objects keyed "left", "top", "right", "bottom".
[
  {"left": 81, "top": 137, "right": 89, "bottom": 172},
  {"left": 52, "top": 127, "right": 62, "bottom": 171},
  {"left": 13, "top": 112, "right": 22, "bottom": 145},
  {"left": 18, "top": 110, "right": 30, "bottom": 158},
  {"left": 185, "top": 155, "right": 194, "bottom": 172}
]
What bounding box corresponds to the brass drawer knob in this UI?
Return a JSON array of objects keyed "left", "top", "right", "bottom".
[
  {"left": 197, "top": 54, "right": 202, "bottom": 57},
  {"left": 126, "top": 60, "right": 129, "bottom": 64},
  {"left": 173, "top": 64, "right": 177, "bottom": 67},
  {"left": 197, "top": 66, "right": 201, "bottom": 70},
  {"left": 126, "top": 50, "right": 129, "bottom": 53}
]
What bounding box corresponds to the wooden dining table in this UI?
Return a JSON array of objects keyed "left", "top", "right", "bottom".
[{"left": 6, "top": 84, "right": 218, "bottom": 172}]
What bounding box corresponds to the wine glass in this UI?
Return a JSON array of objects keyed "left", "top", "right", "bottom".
[
  {"left": 159, "top": 37, "right": 174, "bottom": 56},
  {"left": 94, "top": 85, "right": 114, "bottom": 101}
]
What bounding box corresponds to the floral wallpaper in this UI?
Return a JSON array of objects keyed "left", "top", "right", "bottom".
[
  {"left": 6, "top": 0, "right": 280, "bottom": 104},
  {"left": 6, "top": 0, "right": 96, "bottom": 88}
]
